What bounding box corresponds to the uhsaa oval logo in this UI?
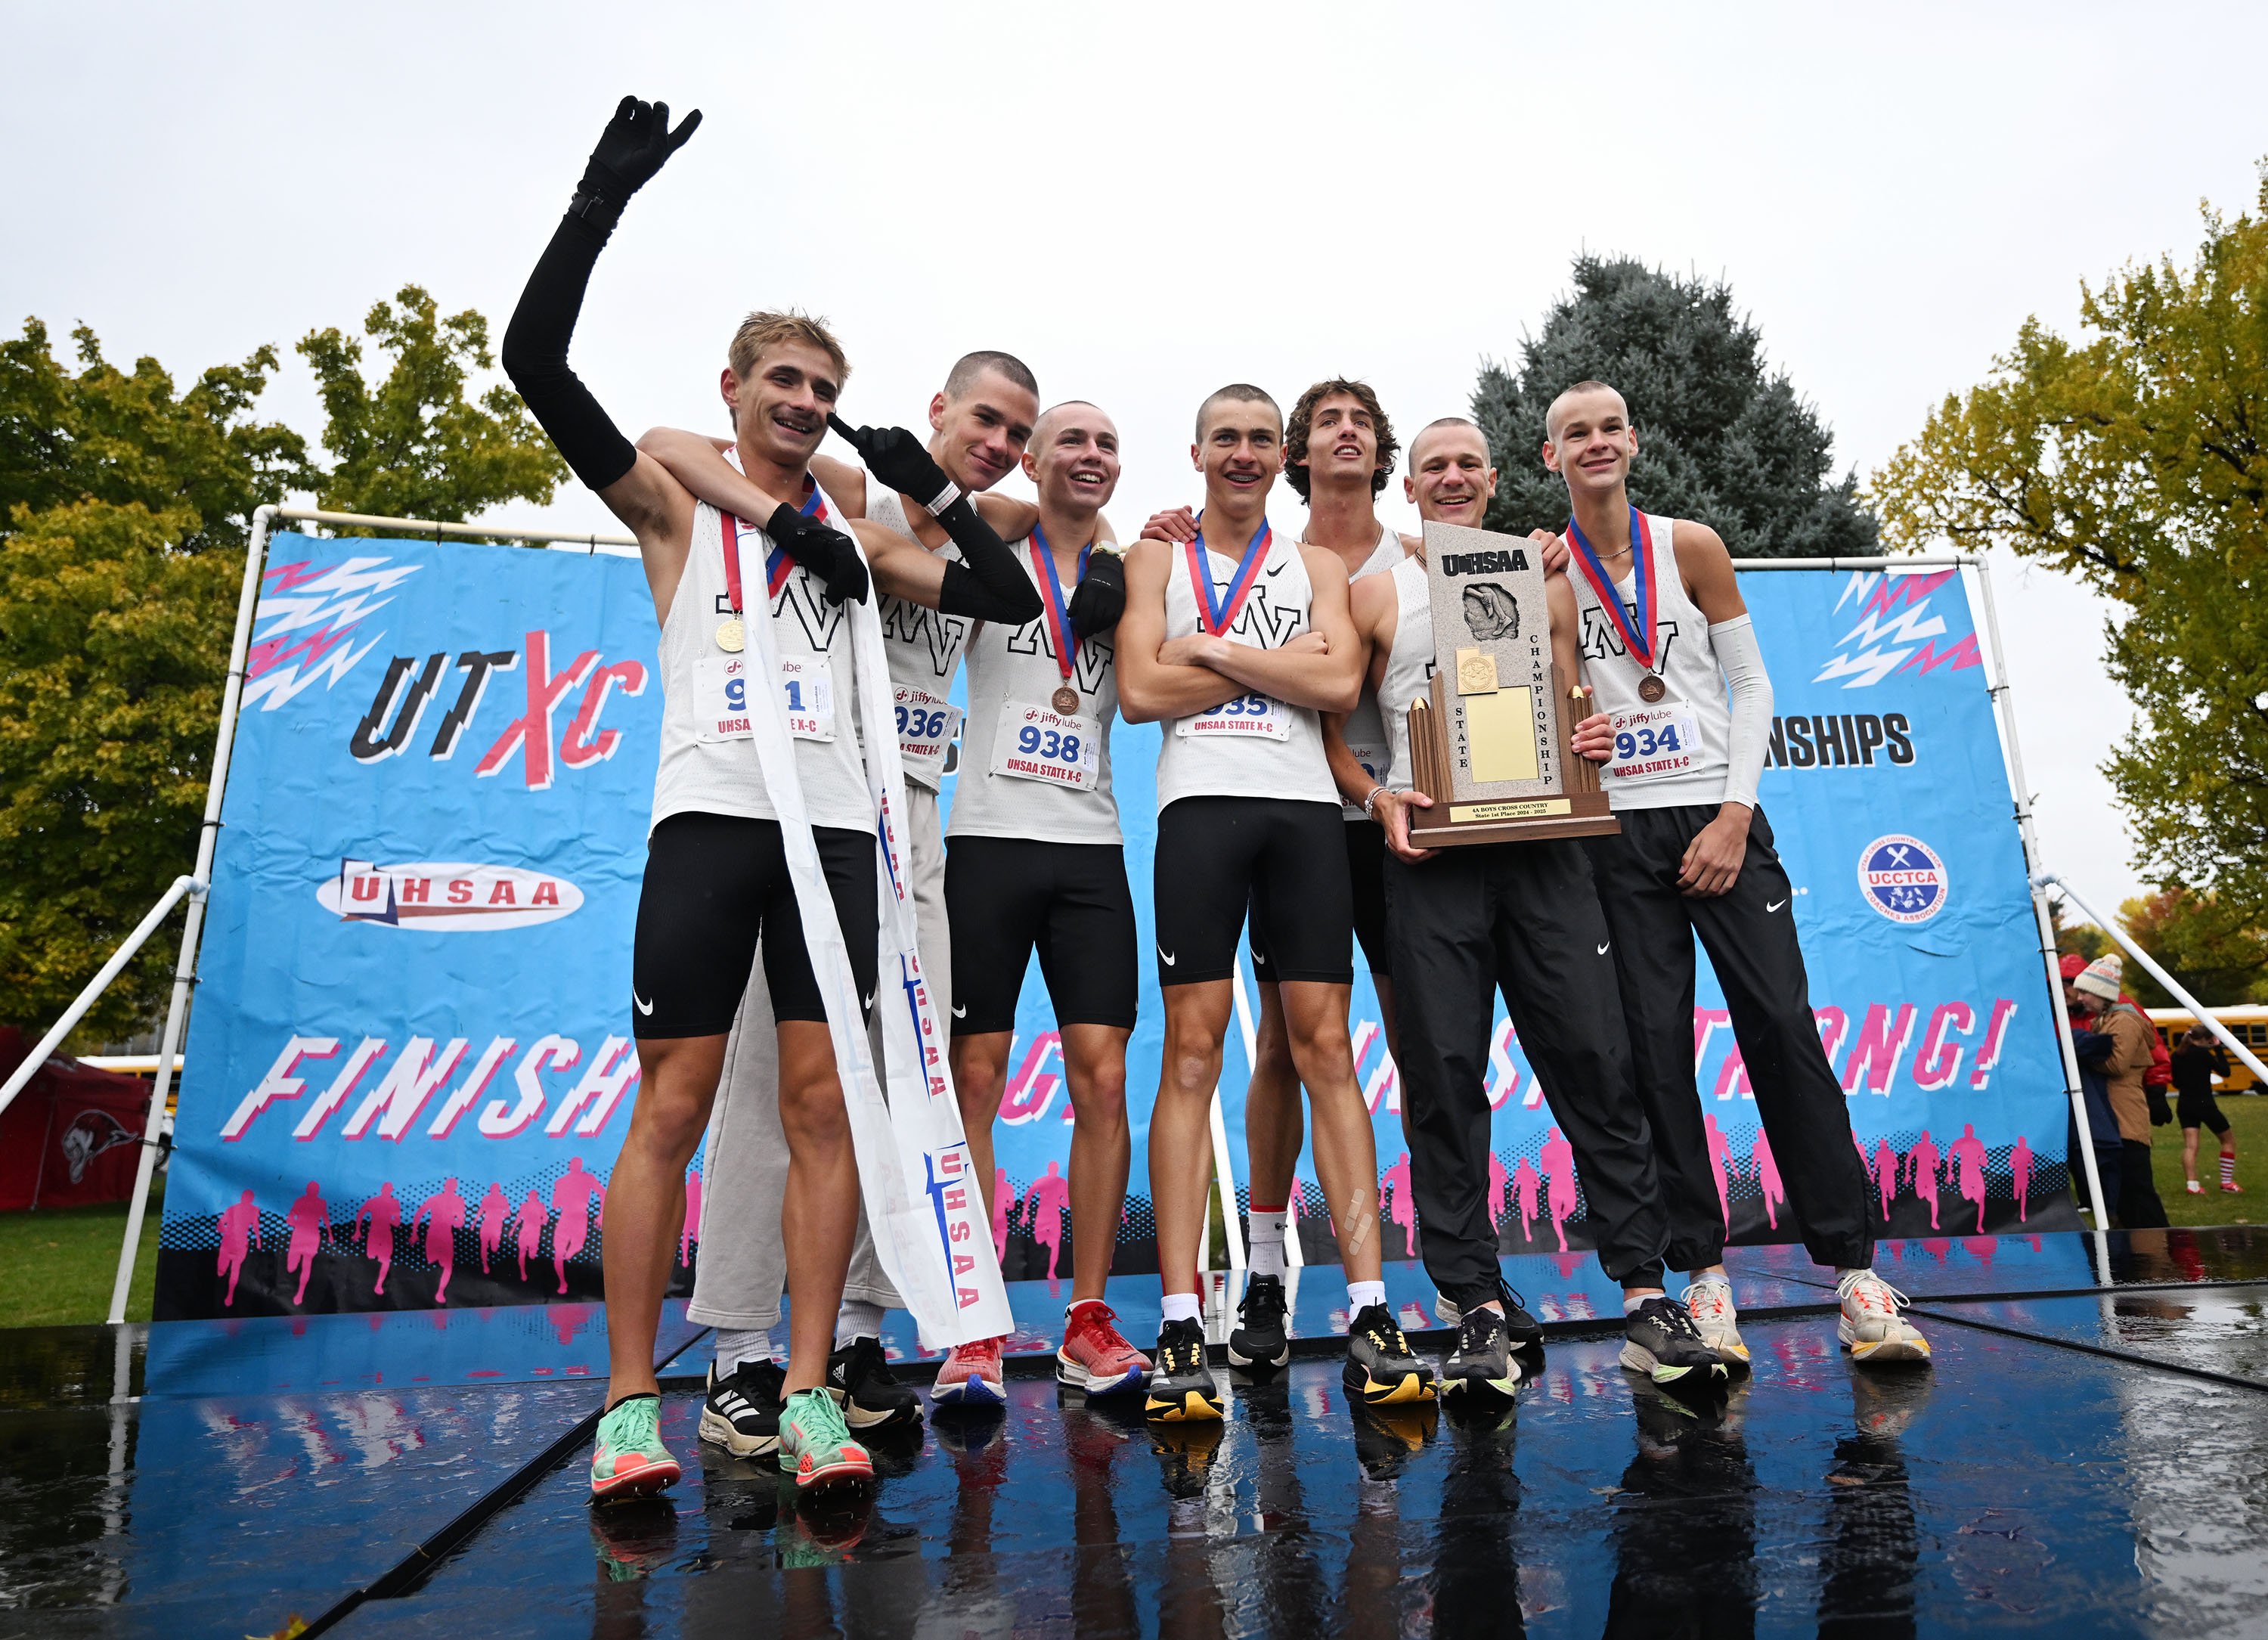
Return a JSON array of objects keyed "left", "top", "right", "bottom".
[
  {"left": 316, "top": 859, "right": 583, "bottom": 932},
  {"left": 1857, "top": 835, "right": 1948, "bottom": 925}
]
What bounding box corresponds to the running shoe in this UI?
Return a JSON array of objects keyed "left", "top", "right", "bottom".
[
  {"left": 1228, "top": 1273, "right": 1291, "bottom": 1371},
  {"left": 590, "top": 1393, "right": 681, "bottom": 1501},
  {"left": 1837, "top": 1270, "right": 1931, "bottom": 1363},
  {"left": 2187, "top": 1180, "right": 2204, "bottom": 1194},
  {"left": 826, "top": 1335, "right": 923, "bottom": 1431},
  {"left": 931, "top": 1335, "right": 1007, "bottom": 1407},
  {"left": 1145, "top": 1318, "right": 1224, "bottom": 1422},
  {"left": 1684, "top": 1276, "right": 1751, "bottom": 1369},
  {"left": 1343, "top": 1303, "right": 1438, "bottom": 1406},
  {"left": 1441, "top": 1304, "right": 1523, "bottom": 1401},
  {"left": 1619, "top": 1296, "right": 1730, "bottom": 1387},
  {"left": 699, "top": 1358, "right": 784, "bottom": 1458},
  {"left": 1058, "top": 1301, "right": 1151, "bottom": 1397},
  {"left": 778, "top": 1386, "right": 875, "bottom": 1489}
]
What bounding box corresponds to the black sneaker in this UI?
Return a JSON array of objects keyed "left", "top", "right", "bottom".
[
  {"left": 1442, "top": 1304, "right": 1523, "bottom": 1402},
  {"left": 1442, "top": 1281, "right": 1545, "bottom": 1356},
  {"left": 1343, "top": 1303, "right": 1438, "bottom": 1406},
  {"left": 1228, "top": 1273, "right": 1291, "bottom": 1371},
  {"left": 826, "top": 1335, "right": 923, "bottom": 1432},
  {"left": 1145, "top": 1319, "right": 1224, "bottom": 1423},
  {"left": 699, "top": 1358, "right": 784, "bottom": 1458},
  {"left": 1619, "top": 1296, "right": 1730, "bottom": 1387}
]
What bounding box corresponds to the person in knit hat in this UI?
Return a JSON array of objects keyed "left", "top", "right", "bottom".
[{"left": 2071, "top": 956, "right": 2170, "bottom": 1227}]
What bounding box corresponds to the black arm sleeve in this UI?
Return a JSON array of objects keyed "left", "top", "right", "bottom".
[
  {"left": 930, "top": 496, "right": 1045, "bottom": 623},
  {"left": 500, "top": 214, "right": 638, "bottom": 494}
]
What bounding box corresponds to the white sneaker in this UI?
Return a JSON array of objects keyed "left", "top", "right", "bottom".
[
  {"left": 1836, "top": 1269, "right": 1931, "bottom": 1363},
  {"left": 1684, "top": 1276, "right": 1749, "bottom": 1366}
]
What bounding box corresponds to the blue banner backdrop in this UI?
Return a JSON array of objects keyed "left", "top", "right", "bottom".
[{"left": 158, "top": 541, "right": 2071, "bottom": 1319}]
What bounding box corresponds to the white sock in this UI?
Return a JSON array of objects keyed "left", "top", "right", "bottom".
[
  {"left": 1247, "top": 1204, "right": 1287, "bottom": 1279},
  {"left": 714, "top": 1327, "right": 772, "bottom": 1375},
  {"left": 1623, "top": 1292, "right": 1650, "bottom": 1316},
  {"left": 835, "top": 1299, "right": 885, "bottom": 1345},
  {"left": 1346, "top": 1279, "right": 1387, "bottom": 1314},
  {"left": 1160, "top": 1291, "right": 1202, "bottom": 1325}
]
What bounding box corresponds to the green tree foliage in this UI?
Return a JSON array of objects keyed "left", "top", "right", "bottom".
[
  {"left": 2118, "top": 888, "right": 2268, "bottom": 1008},
  {"left": 299, "top": 285, "right": 565, "bottom": 525},
  {"left": 1872, "top": 172, "right": 2268, "bottom": 929},
  {"left": 1470, "top": 255, "right": 1879, "bottom": 555}
]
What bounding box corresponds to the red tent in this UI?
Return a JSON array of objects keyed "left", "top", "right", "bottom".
[{"left": 0, "top": 1028, "right": 154, "bottom": 1211}]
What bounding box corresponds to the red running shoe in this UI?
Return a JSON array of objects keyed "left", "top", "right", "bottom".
[
  {"left": 931, "top": 1335, "right": 1006, "bottom": 1406},
  {"left": 1058, "top": 1301, "right": 1152, "bottom": 1397}
]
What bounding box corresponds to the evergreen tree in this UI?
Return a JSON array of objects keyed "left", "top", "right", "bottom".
[{"left": 1470, "top": 255, "right": 1879, "bottom": 556}]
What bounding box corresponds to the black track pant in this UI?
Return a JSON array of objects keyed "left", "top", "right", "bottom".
[
  {"left": 1386, "top": 839, "right": 1670, "bottom": 1301},
  {"left": 1583, "top": 803, "right": 1873, "bottom": 1273}
]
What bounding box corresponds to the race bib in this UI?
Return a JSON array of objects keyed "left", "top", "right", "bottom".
[
  {"left": 991, "top": 702, "right": 1100, "bottom": 791},
  {"left": 1177, "top": 692, "right": 1287, "bottom": 741},
  {"left": 696, "top": 654, "right": 834, "bottom": 744},
  {"left": 1345, "top": 740, "right": 1390, "bottom": 786},
  {"left": 1604, "top": 700, "right": 1700, "bottom": 784},
  {"left": 894, "top": 686, "right": 961, "bottom": 785}
]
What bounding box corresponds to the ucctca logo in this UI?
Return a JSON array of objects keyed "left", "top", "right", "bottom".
[
  {"left": 1857, "top": 835, "right": 1949, "bottom": 925},
  {"left": 317, "top": 860, "right": 584, "bottom": 932}
]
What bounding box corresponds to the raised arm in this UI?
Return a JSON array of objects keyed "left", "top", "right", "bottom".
[
  {"left": 1114, "top": 538, "right": 1245, "bottom": 724},
  {"left": 1165, "top": 545, "right": 1362, "bottom": 714},
  {"left": 824, "top": 417, "right": 1043, "bottom": 623}
]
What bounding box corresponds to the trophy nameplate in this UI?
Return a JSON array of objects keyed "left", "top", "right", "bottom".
[{"left": 1404, "top": 521, "right": 1620, "bottom": 847}]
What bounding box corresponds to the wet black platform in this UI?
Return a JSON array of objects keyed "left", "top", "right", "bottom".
[{"left": 3, "top": 1230, "right": 2263, "bottom": 1637}]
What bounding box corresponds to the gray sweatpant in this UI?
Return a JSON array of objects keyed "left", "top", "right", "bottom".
[{"left": 687, "top": 783, "right": 953, "bottom": 1329}]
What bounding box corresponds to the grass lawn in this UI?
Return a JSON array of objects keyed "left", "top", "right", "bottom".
[
  {"left": 0, "top": 1177, "right": 162, "bottom": 1328},
  {"left": 2147, "top": 1091, "right": 2267, "bottom": 1227}
]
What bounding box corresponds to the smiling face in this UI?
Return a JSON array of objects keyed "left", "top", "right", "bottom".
[
  {"left": 1191, "top": 392, "right": 1283, "bottom": 512},
  {"left": 1541, "top": 385, "right": 1637, "bottom": 501},
  {"left": 928, "top": 366, "right": 1040, "bottom": 493},
  {"left": 1405, "top": 420, "right": 1498, "bottom": 527},
  {"left": 1025, "top": 401, "right": 1121, "bottom": 513},
  {"left": 722, "top": 339, "right": 842, "bottom": 467}
]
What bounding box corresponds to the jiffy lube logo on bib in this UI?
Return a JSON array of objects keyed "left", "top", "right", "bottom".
[
  {"left": 1857, "top": 835, "right": 1948, "bottom": 924},
  {"left": 316, "top": 859, "right": 584, "bottom": 931}
]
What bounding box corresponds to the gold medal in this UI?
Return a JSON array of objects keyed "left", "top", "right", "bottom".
[
  {"left": 1637, "top": 671, "right": 1666, "bottom": 703},
  {"left": 715, "top": 618, "right": 745, "bottom": 654},
  {"left": 1052, "top": 685, "right": 1080, "bottom": 715}
]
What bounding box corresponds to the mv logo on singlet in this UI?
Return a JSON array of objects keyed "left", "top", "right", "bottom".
[
  {"left": 1579, "top": 603, "right": 1681, "bottom": 670},
  {"left": 881, "top": 597, "right": 970, "bottom": 680},
  {"left": 1201, "top": 584, "right": 1307, "bottom": 648},
  {"left": 1005, "top": 620, "right": 1115, "bottom": 693}
]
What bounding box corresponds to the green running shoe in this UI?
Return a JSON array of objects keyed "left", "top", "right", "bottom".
[
  {"left": 589, "top": 1393, "right": 681, "bottom": 1501},
  {"left": 778, "top": 1386, "right": 875, "bottom": 1490}
]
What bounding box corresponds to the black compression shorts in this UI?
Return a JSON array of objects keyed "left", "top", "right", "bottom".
[
  {"left": 944, "top": 836, "right": 1139, "bottom": 1035},
  {"left": 1154, "top": 796, "right": 1352, "bottom": 987},
  {"left": 2177, "top": 1089, "right": 2231, "bottom": 1136},
  {"left": 1249, "top": 817, "right": 1387, "bottom": 979},
  {"left": 631, "top": 811, "right": 878, "bottom": 1036}
]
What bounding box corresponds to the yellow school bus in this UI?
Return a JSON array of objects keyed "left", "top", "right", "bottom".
[{"left": 2148, "top": 1006, "right": 2268, "bottom": 1094}]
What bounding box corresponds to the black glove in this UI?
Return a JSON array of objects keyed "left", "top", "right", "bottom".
[
  {"left": 766, "top": 504, "right": 868, "bottom": 605},
  {"left": 826, "top": 414, "right": 956, "bottom": 511},
  {"left": 1067, "top": 550, "right": 1126, "bottom": 637},
  {"left": 571, "top": 96, "right": 702, "bottom": 234}
]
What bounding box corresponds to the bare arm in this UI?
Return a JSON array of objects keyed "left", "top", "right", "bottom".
[
  {"left": 1675, "top": 519, "right": 1749, "bottom": 623},
  {"left": 637, "top": 426, "right": 792, "bottom": 518},
  {"left": 1114, "top": 538, "right": 1246, "bottom": 723},
  {"left": 1160, "top": 547, "right": 1363, "bottom": 712}
]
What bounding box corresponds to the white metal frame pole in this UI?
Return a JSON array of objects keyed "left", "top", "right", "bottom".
[{"left": 104, "top": 505, "right": 278, "bottom": 1325}]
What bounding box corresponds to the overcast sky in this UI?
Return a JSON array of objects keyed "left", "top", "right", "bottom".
[{"left": 10, "top": 0, "right": 2266, "bottom": 918}]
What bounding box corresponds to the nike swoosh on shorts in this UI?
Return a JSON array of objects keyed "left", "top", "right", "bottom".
[
  {"left": 952, "top": 1004, "right": 966, "bottom": 1018},
  {"left": 1767, "top": 899, "right": 1787, "bottom": 912},
  {"left": 1596, "top": 944, "right": 1610, "bottom": 956},
  {"left": 634, "top": 992, "right": 655, "bottom": 1015},
  {"left": 1159, "top": 949, "right": 1176, "bottom": 966}
]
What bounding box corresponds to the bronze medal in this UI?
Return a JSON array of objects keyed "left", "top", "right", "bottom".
[
  {"left": 714, "top": 618, "right": 746, "bottom": 654},
  {"left": 1052, "top": 685, "right": 1080, "bottom": 715},
  {"left": 1637, "top": 671, "right": 1667, "bottom": 704}
]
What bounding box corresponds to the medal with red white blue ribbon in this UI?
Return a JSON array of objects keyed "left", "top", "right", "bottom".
[
  {"left": 718, "top": 476, "right": 834, "bottom": 652},
  {"left": 1030, "top": 522, "right": 1092, "bottom": 715},
  {"left": 1183, "top": 513, "right": 1272, "bottom": 637},
  {"left": 1566, "top": 505, "right": 1667, "bottom": 702}
]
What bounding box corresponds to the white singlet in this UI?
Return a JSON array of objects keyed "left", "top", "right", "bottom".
[
  {"left": 1154, "top": 521, "right": 1337, "bottom": 812},
  {"left": 1375, "top": 555, "right": 1437, "bottom": 792},
  {"left": 1567, "top": 510, "right": 1733, "bottom": 810},
  {"left": 651, "top": 492, "right": 873, "bottom": 835},
  {"left": 948, "top": 533, "right": 1123, "bottom": 846},
  {"left": 1318, "top": 523, "right": 1411, "bottom": 817},
  {"left": 866, "top": 487, "right": 971, "bottom": 792}
]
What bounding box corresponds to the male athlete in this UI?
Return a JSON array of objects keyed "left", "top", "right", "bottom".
[
  {"left": 1542, "top": 381, "right": 1929, "bottom": 1365},
  {"left": 503, "top": 97, "right": 1026, "bottom": 1496},
  {"left": 637, "top": 356, "right": 1086, "bottom": 1449},
  {"left": 1337, "top": 416, "right": 1723, "bottom": 1396},
  {"left": 1117, "top": 383, "right": 1434, "bottom": 1421},
  {"left": 943, "top": 400, "right": 1149, "bottom": 1404},
  {"left": 1139, "top": 380, "right": 1418, "bottom": 1367}
]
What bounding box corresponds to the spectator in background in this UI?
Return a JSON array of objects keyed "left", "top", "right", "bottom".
[
  {"left": 2171, "top": 1025, "right": 2240, "bottom": 1197},
  {"left": 2062, "top": 953, "right": 2124, "bottom": 1221},
  {"left": 2071, "top": 956, "right": 2169, "bottom": 1228}
]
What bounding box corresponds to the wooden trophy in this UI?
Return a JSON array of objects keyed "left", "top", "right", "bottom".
[{"left": 1403, "top": 520, "right": 1620, "bottom": 847}]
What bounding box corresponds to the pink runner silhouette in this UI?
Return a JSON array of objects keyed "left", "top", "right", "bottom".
[
  {"left": 1950, "top": 1124, "right": 1989, "bottom": 1234},
  {"left": 1751, "top": 1130, "right": 1786, "bottom": 1232},
  {"left": 1021, "top": 1162, "right": 1070, "bottom": 1279},
  {"left": 284, "top": 1181, "right": 330, "bottom": 1306},
  {"left": 991, "top": 1167, "right": 1012, "bottom": 1262},
  {"left": 1382, "top": 1152, "right": 1416, "bottom": 1248},
  {"left": 1539, "top": 1128, "right": 1577, "bottom": 1253},
  {"left": 355, "top": 1183, "right": 402, "bottom": 1296},
  {"left": 476, "top": 1182, "right": 509, "bottom": 1275},
  {"left": 1872, "top": 1138, "right": 1898, "bottom": 1221},
  {"left": 414, "top": 1178, "right": 467, "bottom": 1304},
  {"left": 550, "top": 1159, "right": 603, "bottom": 1295},
  {"left": 2010, "top": 1136, "right": 2034, "bottom": 1223},
  {"left": 217, "top": 1189, "right": 261, "bottom": 1307},
  {"left": 513, "top": 1189, "right": 548, "bottom": 1282},
  {"left": 1703, "top": 1115, "right": 1732, "bottom": 1230},
  {"left": 1486, "top": 1152, "right": 1510, "bottom": 1234},
  {"left": 1511, "top": 1156, "right": 1541, "bottom": 1242},
  {"left": 1906, "top": 1130, "right": 1944, "bottom": 1230},
  {"left": 680, "top": 1168, "right": 702, "bottom": 1268}
]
